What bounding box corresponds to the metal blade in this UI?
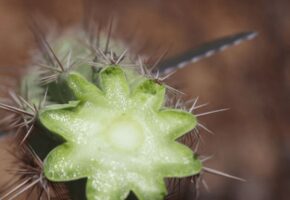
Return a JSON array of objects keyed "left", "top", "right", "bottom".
[{"left": 157, "top": 31, "right": 257, "bottom": 74}]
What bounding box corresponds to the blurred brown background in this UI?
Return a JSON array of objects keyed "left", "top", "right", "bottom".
[{"left": 0, "top": 0, "right": 289, "bottom": 199}]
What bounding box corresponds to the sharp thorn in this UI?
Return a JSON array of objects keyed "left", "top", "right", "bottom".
[
  {"left": 195, "top": 108, "right": 229, "bottom": 117},
  {"left": 203, "top": 167, "right": 246, "bottom": 182}
]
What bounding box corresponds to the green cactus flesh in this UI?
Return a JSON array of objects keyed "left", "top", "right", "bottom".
[{"left": 38, "top": 66, "right": 202, "bottom": 200}]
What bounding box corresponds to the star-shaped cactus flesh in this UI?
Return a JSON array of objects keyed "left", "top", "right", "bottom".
[{"left": 39, "top": 66, "right": 202, "bottom": 200}]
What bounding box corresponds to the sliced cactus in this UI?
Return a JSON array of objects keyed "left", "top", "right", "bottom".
[
  {"left": 39, "top": 66, "right": 202, "bottom": 200},
  {"left": 0, "top": 22, "right": 255, "bottom": 199},
  {"left": 0, "top": 30, "right": 202, "bottom": 200}
]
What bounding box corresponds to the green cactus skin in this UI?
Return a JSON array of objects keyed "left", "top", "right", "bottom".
[{"left": 39, "top": 66, "right": 202, "bottom": 200}]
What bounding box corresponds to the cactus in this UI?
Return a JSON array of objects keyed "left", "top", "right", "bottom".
[{"left": 0, "top": 21, "right": 256, "bottom": 200}]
